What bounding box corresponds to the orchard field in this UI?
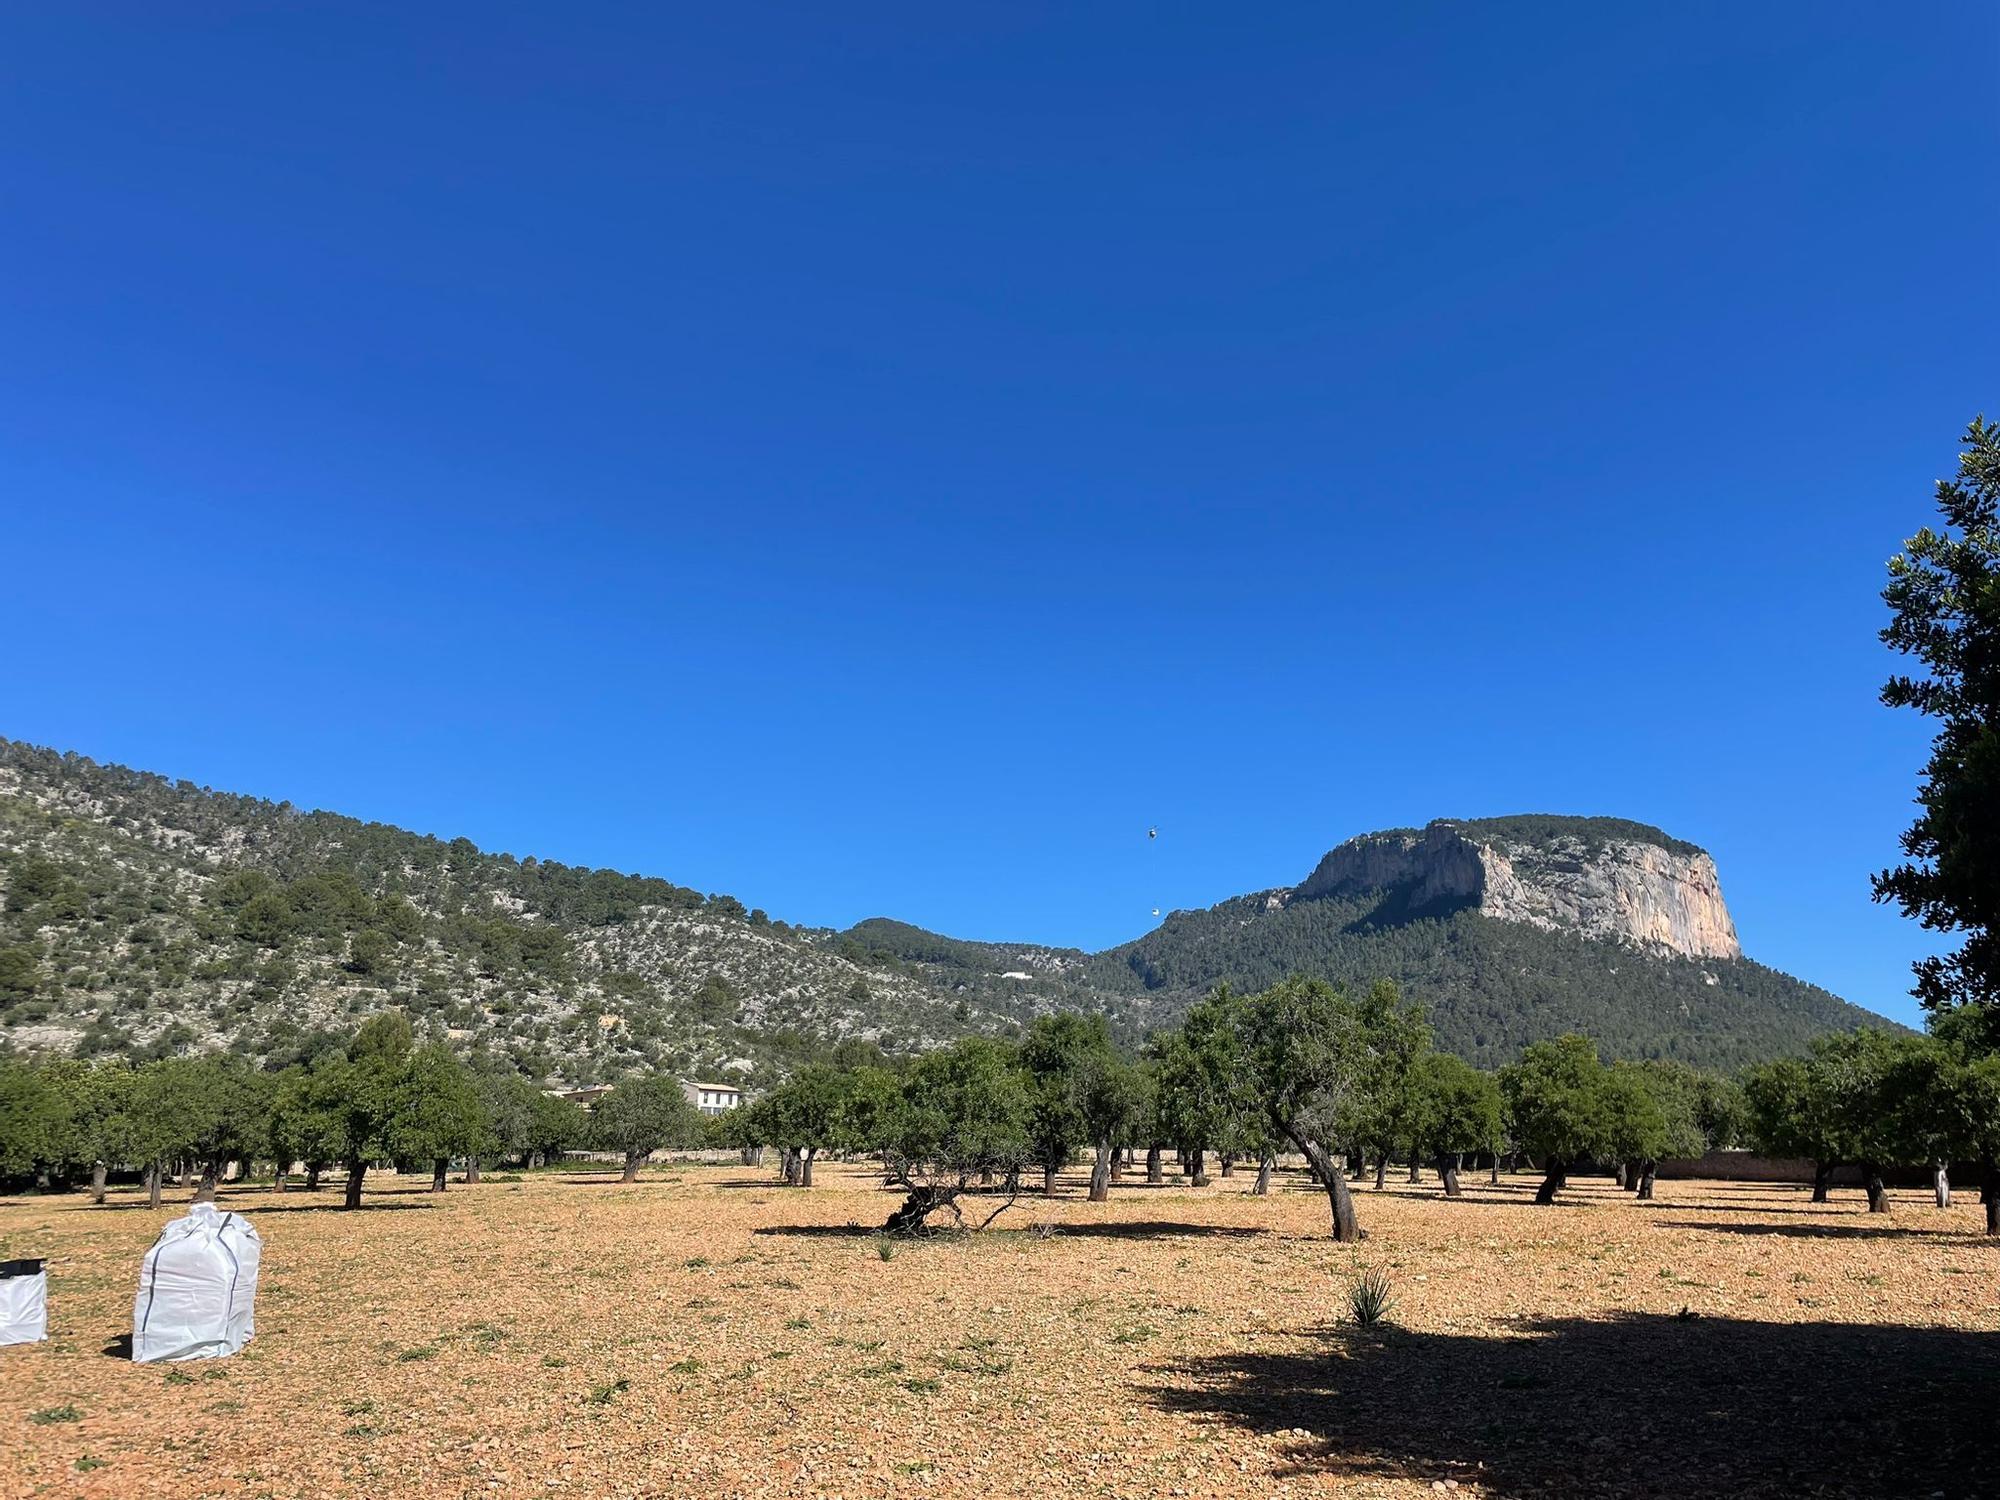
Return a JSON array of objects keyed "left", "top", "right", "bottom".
[{"left": 4, "top": 1162, "right": 1997, "bottom": 1500}]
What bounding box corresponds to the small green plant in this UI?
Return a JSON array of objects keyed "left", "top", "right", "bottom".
[
  {"left": 1348, "top": 1266, "right": 1396, "bottom": 1328},
  {"left": 667, "top": 1356, "right": 702, "bottom": 1374},
  {"left": 875, "top": 1236, "right": 896, "bottom": 1262},
  {"left": 163, "top": 1367, "right": 195, "bottom": 1386},
  {"left": 769, "top": 1276, "right": 802, "bottom": 1290},
  {"left": 584, "top": 1377, "right": 629, "bottom": 1406},
  {"left": 784, "top": 1315, "right": 811, "bottom": 1330},
  {"left": 75, "top": 1456, "right": 106, "bottom": 1473},
  {"left": 395, "top": 1345, "right": 438, "bottom": 1363},
  {"left": 340, "top": 1399, "right": 376, "bottom": 1418},
  {"left": 902, "top": 1375, "right": 942, "bottom": 1395},
  {"left": 684, "top": 1256, "right": 710, "bottom": 1270},
  {"left": 1110, "top": 1324, "right": 1157, "bottom": 1345},
  {"left": 29, "top": 1405, "right": 82, "bottom": 1425},
  {"left": 541, "top": 1355, "right": 567, "bottom": 1369}
]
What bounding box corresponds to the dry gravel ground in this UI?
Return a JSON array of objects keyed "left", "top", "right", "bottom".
[{"left": 3, "top": 1162, "right": 1997, "bottom": 1500}]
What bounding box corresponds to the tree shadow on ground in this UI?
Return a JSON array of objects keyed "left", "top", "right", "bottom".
[
  {"left": 1649, "top": 1218, "right": 1986, "bottom": 1243},
  {"left": 100, "top": 1334, "right": 132, "bottom": 1359},
  {"left": 1047, "top": 1221, "right": 1271, "bottom": 1241},
  {"left": 74, "top": 1197, "right": 435, "bottom": 1214},
  {"left": 1141, "top": 1311, "right": 1999, "bottom": 1499}
]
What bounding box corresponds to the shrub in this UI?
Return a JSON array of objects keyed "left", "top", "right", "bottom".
[{"left": 1348, "top": 1266, "right": 1396, "bottom": 1328}]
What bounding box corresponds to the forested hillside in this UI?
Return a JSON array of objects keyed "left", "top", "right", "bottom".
[
  {"left": 0, "top": 739, "right": 1054, "bottom": 1087},
  {"left": 1084, "top": 889, "right": 1884, "bottom": 1071},
  {"left": 0, "top": 737, "right": 1889, "bottom": 1081}
]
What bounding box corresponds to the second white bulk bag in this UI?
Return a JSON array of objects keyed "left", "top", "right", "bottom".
[
  {"left": 132, "top": 1203, "right": 261, "bottom": 1363},
  {"left": 0, "top": 1258, "right": 48, "bottom": 1347}
]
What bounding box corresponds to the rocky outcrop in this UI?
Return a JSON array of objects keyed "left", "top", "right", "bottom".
[{"left": 1292, "top": 819, "right": 1741, "bottom": 960}]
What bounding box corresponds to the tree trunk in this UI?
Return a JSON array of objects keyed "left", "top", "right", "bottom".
[
  {"left": 1983, "top": 1159, "right": 1999, "bottom": 1236},
  {"left": 1811, "top": 1160, "right": 1832, "bottom": 1203},
  {"left": 1146, "top": 1144, "right": 1163, "bottom": 1184},
  {"left": 621, "top": 1152, "right": 642, "bottom": 1183},
  {"left": 1636, "top": 1161, "right": 1657, "bottom": 1201},
  {"left": 781, "top": 1147, "right": 800, "bottom": 1185},
  {"left": 1088, "top": 1141, "right": 1112, "bottom": 1202},
  {"left": 146, "top": 1163, "right": 162, "bottom": 1209},
  {"left": 432, "top": 1158, "right": 448, "bottom": 1192},
  {"left": 465, "top": 1157, "right": 481, "bottom": 1185},
  {"left": 1614, "top": 1161, "right": 1629, "bottom": 1189},
  {"left": 194, "top": 1159, "right": 219, "bottom": 1203},
  {"left": 1407, "top": 1150, "right": 1420, "bottom": 1184},
  {"left": 801, "top": 1147, "right": 816, "bottom": 1188},
  {"left": 90, "top": 1161, "right": 108, "bottom": 1205},
  {"left": 884, "top": 1185, "right": 955, "bottom": 1234},
  {"left": 1219, "top": 1153, "right": 1234, "bottom": 1178},
  {"left": 305, "top": 1162, "right": 322, "bottom": 1192},
  {"left": 1374, "top": 1154, "right": 1387, "bottom": 1191},
  {"left": 1864, "top": 1163, "right": 1890, "bottom": 1214},
  {"left": 1108, "top": 1151, "right": 1123, "bottom": 1181},
  {"left": 1287, "top": 1129, "right": 1361, "bottom": 1241},
  {"left": 1933, "top": 1162, "right": 1950, "bottom": 1209},
  {"left": 1043, "top": 1164, "right": 1058, "bottom": 1197},
  {"left": 740, "top": 1145, "right": 762, "bottom": 1167},
  {"left": 344, "top": 1158, "right": 366, "bottom": 1210},
  {"left": 1534, "top": 1159, "right": 1567, "bottom": 1205},
  {"left": 1189, "top": 1148, "right": 1208, "bottom": 1188},
  {"left": 1489, "top": 1155, "right": 1500, "bottom": 1185},
  {"left": 1253, "top": 1153, "right": 1274, "bottom": 1196},
  {"left": 1439, "top": 1154, "right": 1462, "bottom": 1198}
]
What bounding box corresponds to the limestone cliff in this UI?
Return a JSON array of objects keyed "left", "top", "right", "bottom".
[{"left": 1291, "top": 817, "right": 1742, "bottom": 960}]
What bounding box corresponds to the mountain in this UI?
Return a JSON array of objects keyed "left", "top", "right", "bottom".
[
  {"left": 0, "top": 737, "right": 1890, "bottom": 1080},
  {"left": 857, "top": 817, "right": 1892, "bottom": 1071}
]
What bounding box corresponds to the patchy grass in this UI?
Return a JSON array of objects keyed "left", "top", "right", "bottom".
[{"left": 1, "top": 1164, "right": 1993, "bottom": 1498}]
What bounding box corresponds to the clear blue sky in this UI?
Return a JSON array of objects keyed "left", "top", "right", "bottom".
[{"left": 3, "top": 7, "right": 1993, "bottom": 1026}]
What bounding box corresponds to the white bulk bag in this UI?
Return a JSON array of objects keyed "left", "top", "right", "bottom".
[
  {"left": 0, "top": 1257, "right": 48, "bottom": 1346},
  {"left": 132, "top": 1203, "right": 261, "bottom": 1363}
]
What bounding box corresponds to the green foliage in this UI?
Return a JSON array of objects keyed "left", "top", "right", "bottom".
[
  {"left": 590, "top": 1075, "right": 703, "bottom": 1170},
  {"left": 1500, "top": 1034, "right": 1608, "bottom": 1166},
  {"left": 1875, "top": 416, "right": 2000, "bottom": 1020},
  {"left": 1347, "top": 1266, "right": 1396, "bottom": 1328},
  {"left": 1421, "top": 1051, "right": 1503, "bottom": 1160}
]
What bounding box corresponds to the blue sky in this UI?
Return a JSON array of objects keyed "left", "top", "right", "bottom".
[{"left": 2, "top": 6, "right": 1993, "bottom": 1026}]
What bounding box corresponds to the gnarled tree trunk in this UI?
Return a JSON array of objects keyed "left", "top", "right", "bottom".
[
  {"left": 1219, "top": 1153, "right": 1234, "bottom": 1178},
  {"left": 621, "top": 1151, "right": 643, "bottom": 1183},
  {"left": 1374, "top": 1154, "right": 1387, "bottom": 1191},
  {"left": 802, "top": 1147, "right": 817, "bottom": 1188},
  {"left": 146, "top": 1163, "right": 163, "bottom": 1209},
  {"left": 1253, "top": 1153, "right": 1273, "bottom": 1196},
  {"left": 304, "top": 1162, "right": 322, "bottom": 1192},
  {"left": 1533, "top": 1159, "right": 1567, "bottom": 1205},
  {"left": 1189, "top": 1148, "right": 1208, "bottom": 1188},
  {"left": 1438, "top": 1153, "right": 1462, "bottom": 1198},
  {"left": 344, "top": 1157, "right": 367, "bottom": 1210},
  {"left": 1407, "top": 1151, "right": 1420, "bottom": 1184},
  {"left": 1286, "top": 1129, "right": 1360, "bottom": 1242},
  {"left": 1042, "top": 1164, "right": 1059, "bottom": 1197},
  {"left": 90, "top": 1161, "right": 108, "bottom": 1205},
  {"left": 1933, "top": 1162, "right": 1950, "bottom": 1208},
  {"left": 465, "top": 1158, "right": 481, "bottom": 1185},
  {"left": 1811, "top": 1160, "right": 1832, "bottom": 1203},
  {"left": 1088, "top": 1141, "right": 1112, "bottom": 1202},
  {"left": 1983, "top": 1159, "right": 1999, "bottom": 1236},
  {"left": 1636, "top": 1160, "right": 1657, "bottom": 1201},
  {"left": 194, "top": 1159, "right": 219, "bottom": 1203},
  {"left": 1863, "top": 1163, "right": 1890, "bottom": 1214},
  {"left": 1146, "top": 1145, "right": 1163, "bottom": 1184},
  {"left": 432, "top": 1158, "right": 449, "bottom": 1192}
]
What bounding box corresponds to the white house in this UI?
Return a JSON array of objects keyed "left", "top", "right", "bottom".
[{"left": 682, "top": 1081, "right": 742, "bottom": 1116}]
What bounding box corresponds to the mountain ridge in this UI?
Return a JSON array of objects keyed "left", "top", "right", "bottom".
[{"left": 0, "top": 737, "right": 1891, "bottom": 1077}]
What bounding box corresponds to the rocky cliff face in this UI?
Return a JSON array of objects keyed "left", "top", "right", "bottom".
[{"left": 1292, "top": 819, "right": 1742, "bottom": 960}]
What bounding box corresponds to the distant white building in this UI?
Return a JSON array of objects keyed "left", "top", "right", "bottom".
[{"left": 683, "top": 1081, "right": 742, "bottom": 1116}]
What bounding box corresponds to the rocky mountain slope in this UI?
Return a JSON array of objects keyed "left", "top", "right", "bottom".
[{"left": 0, "top": 738, "right": 1889, "bottom": 1078}]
